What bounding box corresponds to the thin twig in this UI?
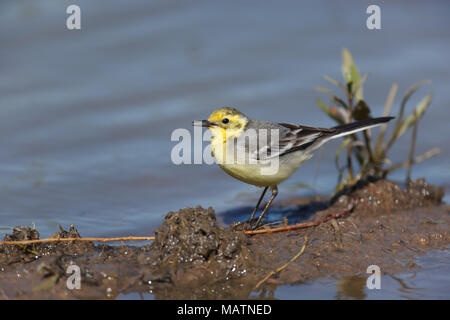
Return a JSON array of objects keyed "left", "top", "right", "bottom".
[
  {"left": 363, "top": 130, "right": 374, "bottom": 164},
  {"left": 406, "top": 109, "right": 419, "bottom": 182},
  {"left": 243, "top": 203, "right": 353, "bottom": 235},
  {"left": 323, "top": 75, "right": 349, "bottom": 96},
  {"left": 346, "top": 90, "right": 355, "bottom": 182},
  {"left": 385, "top": 80, "right": 431, "bottom": 153},
  {"left": 388, "top": 148, "right": 440, "bottom": 174},
  {"left": 0, "top": 236, "right": 155, "bottom": 246},
  {"left": 399, "top": 80, "right": 431, "bottom": 123},
  {"left": 254, "top": 236, "right": 308, "bottom": 290},
  {"left": 1, "top": 204, "right": 354, "bottom": 246},
  {"left": 330, "top": 219, "right": 343, "bottom": 249},
  {"left": 375, "top": 82, "right": 398, "bottom": 155}
]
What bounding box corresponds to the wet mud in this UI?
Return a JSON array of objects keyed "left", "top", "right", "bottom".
[{"left": 0, "top": 178, "right": 448, "bottom": 299}]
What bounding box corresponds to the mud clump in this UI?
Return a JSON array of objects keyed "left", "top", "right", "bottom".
[
  {"left": 1, "top": 226, "right": 41, "bottom": 264},
  {"left": 50, "top": 224, "right": 82, "bottom": 239},
  {"left": 406, "top": 178, "right": 445, "bottom": 204},
  {"left": 152, "top": 206, "right": 248, "bottom": 286},
  {"left": 0, "top": 224, "right": 95, "bottom": 267},
  {"left": 333, "top": 178, "right": 444, "bottom": 216},
  {"left": 4, "top": 226, "right": 40, "bottom": 242},
  {"left": 0, "top": 224, "right": 156, "bottom": 299}
]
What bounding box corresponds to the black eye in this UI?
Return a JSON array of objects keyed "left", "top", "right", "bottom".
[{"left": 222, "top": 118, "right": 229, "bottom": 124}]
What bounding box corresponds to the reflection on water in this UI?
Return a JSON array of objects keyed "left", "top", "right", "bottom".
[
  {"left": 335, "top": 275, "right": 367, "bottom": 300},
  {"left": 0, "top": 0, "right": 449, "bottom": 299},
  {"left": 219, "top": 197, "right": 328, "bottom": 226},
  {"left": 272, "top": 249, "right": 450, "bottom": 300}
]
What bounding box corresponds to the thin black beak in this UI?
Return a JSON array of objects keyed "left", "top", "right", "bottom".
[{"left": 192, "top": 120, "right": 216, "bottom": 127}]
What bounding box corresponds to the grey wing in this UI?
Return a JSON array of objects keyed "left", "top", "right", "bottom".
[
  {"left": 235, "top": 121, "right": 332, "bottom": 162},
  {"left": 232, "top": 120, "right": 285, "bottom": 162},
  {"left": 275, "top": 123, "right": 333, "bottom": 157}
]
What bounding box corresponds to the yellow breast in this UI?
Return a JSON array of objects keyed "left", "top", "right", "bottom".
[{"left": 209, "top": 131, "right": 310, "bottom": 187}]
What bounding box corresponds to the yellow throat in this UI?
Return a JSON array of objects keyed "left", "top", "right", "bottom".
[{"left": 206, "top": 107, "right": 248, "bottom": 162}]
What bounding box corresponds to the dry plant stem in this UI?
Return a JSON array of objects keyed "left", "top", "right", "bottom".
[
  {"left": 350, "top": 136, "right": 365, "bottom": 165},
  {"left": 0, "top": 236, "right": 155, "bottom": 246},
  {"left": 407, "top": 110, "right": 419, "bottom": 182},
  {"left": 384, "top": 80, "right": 431, "bottom": 154},
  {"left": 375, "top": 82, "right": 398, "bottom": 155},
  {"left": 324, "top": 75, "right": 348, "bottom": 94},
  {"left": 243, "top": 203, "right": 353, "bottom": 235},
  {"left": 363, "top": 130, "right": 374, "bottom": 163},
  {"left": 254, "top": 236, "right": 308, "bottom": 290},
  {"left": 1, "top": 204, "right": 354, "bottom": 246},
  {"left": 399, "top": 80, "right": 431, "bottom": 122},
  {"left": 346, "top": 91, "right": 355, "bottom": 182},
  {"left": 346, "top": 141, "right": 355, "bottom": 183},
  {"left": 388, "top": 148, "right": 440, "bottom": 174}
]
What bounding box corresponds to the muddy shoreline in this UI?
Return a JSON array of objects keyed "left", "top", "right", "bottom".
[{"left": 0, "top": 179, "right": 448, "bottom": 299}]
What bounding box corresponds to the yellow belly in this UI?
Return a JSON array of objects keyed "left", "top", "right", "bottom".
[
  {"left": 217, "top": 152, "right": 312, "bottom": 187},
  {"left": 210, "top": 133, "right": 312, "bottom": 187}
]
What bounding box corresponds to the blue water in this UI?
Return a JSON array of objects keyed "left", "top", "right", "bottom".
[
  {"left": 270, "top": 249, "right": 450, "bottom": 300},
  {"left": 0, "top": 0, "right": 449, "bottom": 299}
]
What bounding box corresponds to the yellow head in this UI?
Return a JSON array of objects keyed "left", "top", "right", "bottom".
[{"left": 194, "top": 107, "right": 249, "bottom": 140}]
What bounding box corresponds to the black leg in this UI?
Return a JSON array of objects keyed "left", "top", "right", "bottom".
[
  {"left": 248, "top": 186, "right": 268, "bottom": 222},
  {"left": 254, "top": 186, "right": 278, "bottom": 228}
]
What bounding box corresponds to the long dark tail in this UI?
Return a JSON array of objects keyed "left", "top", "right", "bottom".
[
  {"left": 328, "top": 116, "right": 394, "bottom": 140},
  {"left": 279, "top": 116, "right": 395, "bottom": 156}
]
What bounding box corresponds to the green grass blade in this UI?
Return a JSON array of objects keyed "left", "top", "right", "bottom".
[{"left": 375, "top": 82, "right": 398, "bottom": 156}]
